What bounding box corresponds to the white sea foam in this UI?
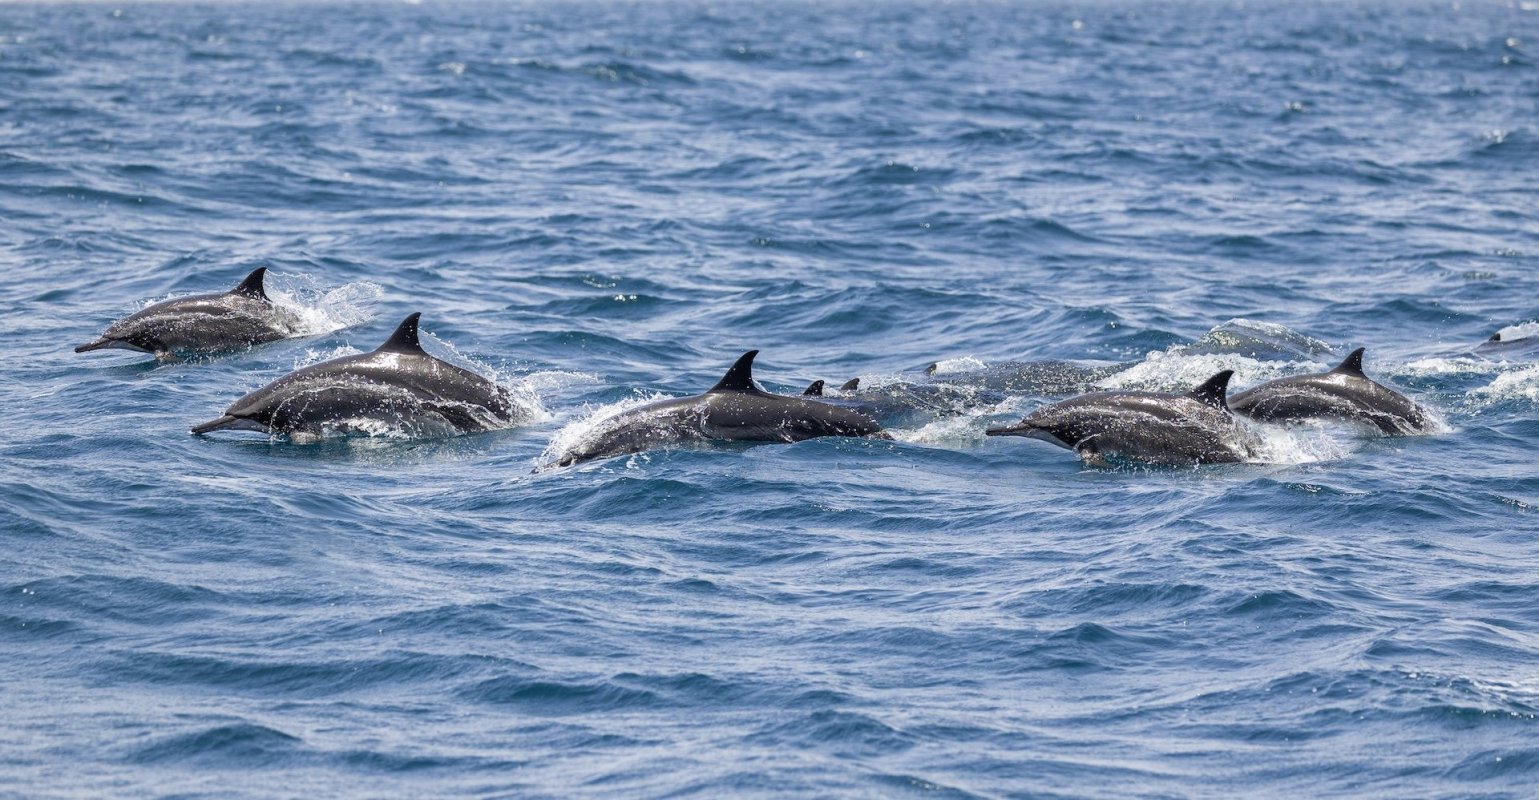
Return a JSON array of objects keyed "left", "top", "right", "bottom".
[
  {"left": 890, "top": 395, "right": 1030, "bottom": 447},
  {"left": 1094, "top": 351, "right": 1307, "bottom": 394},
  {"left": 1242, "top": 419, "right": 1356, "bottom": 465},
  {"left": 1470, "top": 364, "right": 1539, "bottom": 404},
  {"left": 925, "top": 356, "right": 988, "bottom": 375},
  {"left": 1402, "top": 356, "right": 1495, "bottom": 377},
  {"left": 264, "top": 272, "right": 383, "bottom": 337}
]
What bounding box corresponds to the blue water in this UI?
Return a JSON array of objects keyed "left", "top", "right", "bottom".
[{"left": 4, "top": 0, "right": 1539, "bottom": 795}]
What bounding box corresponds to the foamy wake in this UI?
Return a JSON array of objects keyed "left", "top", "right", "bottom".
[
  {"left": 1470, "top": 364, "right": 1539, "bottom": 405},
  {"left": 889, "top": 395, "right": 1030, "bottom": 447},
  {"left": 1241, "top": 419, "right": 1356, "bottom": 465},
  {"left": 1402, "top": 356, "right": 1495, "bottom": 377},
  {"left": 264, "top": 272, "right": 383, "bottom": 337},
  {"left": 924, "top": 356, "right": 988, "bottom": 376},
  {"left": 1094, "top": 351, "right": 1310, "bottom": 394}
]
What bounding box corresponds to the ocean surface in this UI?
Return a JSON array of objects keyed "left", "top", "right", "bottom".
[{"left": 3, "top": 0, "right": 1539, "bottom": 796}]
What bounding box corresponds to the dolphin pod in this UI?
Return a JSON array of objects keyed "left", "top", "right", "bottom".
[{"left": 78, "top": 267, "right": 1444, "bottom": 468}]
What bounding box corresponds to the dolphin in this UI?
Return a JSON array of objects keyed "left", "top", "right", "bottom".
[
  {"left": 1474, "top": 328, "right": 1539, "bottom": 358},
  {"left": 75, "top": 267, "right": 299, "bottom": 358},
  {"left": 192, "top": 312, "right": 525, "bottom": 439},
  {"left": 1227, "top": 348, "right": 1431, "bottom": 434},
  {"left": 547, "top": 350, "right": 889, "bottom": 468},
  {"left": 803, "top": 380, "right": 826, "bottom": 396},
  {"left": 985, "top": 370, "right": 1253, "bottom": 465}
]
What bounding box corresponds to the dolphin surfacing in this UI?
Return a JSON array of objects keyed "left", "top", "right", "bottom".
[
  {"left": 547, "top": 350, "right": 889, "bottom": 468},
  {"left": 192, "top": 312, "right": 527, "bottom": 439},
  {"left": 1227, "top": 348, "right": 1431, "bottom": 435},
  {"left": 986, "top": 370, "right": 1254, "bottom": 466},
  {"left": 75, "top": 267, "right": 298, "bottom": 359}
]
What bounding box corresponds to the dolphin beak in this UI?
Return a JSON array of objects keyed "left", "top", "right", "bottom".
[
  {"left": 191, "top": 415, "right": 243, "bottom": 435},
  {"left": 74, "top": 338, "right": 112, "bottom": 353},
  {"left": 985, "top": 422, "right": 1033, "bottom": 437}
]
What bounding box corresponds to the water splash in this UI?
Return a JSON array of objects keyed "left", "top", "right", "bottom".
[
  {"left": 1470, "top": 365, "right": 1539, "bottom": 404},
  {"left": 1243, "top": 419, "right": 1357, "bottom": 465},
  {"left": 1095, "top": 351, "right": 1305, "bottom": 394},
  {"left": 925, "top": 356, "right": 988, "bottom": 375},
  {"left": 264, "top": 272, "right": 382, "bottom": 337}
]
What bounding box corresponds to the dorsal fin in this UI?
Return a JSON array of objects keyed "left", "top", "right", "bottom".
[
  {"left": 803, "top": 380, "right": 824, "bottom": 396},
  {"left": 839, "top": 378, "right": 861, "bottom": 391},
  {"left": 709, "top": 350, "right": 761, "bottom": 393},
  {"left": 925, "top": 363, "right": 938, "bottom": 376},
  {"left": 1330, "top": 347, "right": 1367, "bottom": 378},
  {"left": 375, "top": 312, "right": 427, "bottom": 355},
  {"left": 1186, "top": 369, "right": 1233, "bottom": 411},
  {"left": 1489, "top": 332, "right": 1503, "bottom": 342},
  {"left": 229, "top": 266, "right": 268, "bottom": 300}
]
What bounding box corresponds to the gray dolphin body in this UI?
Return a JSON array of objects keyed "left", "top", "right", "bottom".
[
  {"left": 192, "top": 313, "right": 523, "bottom": 439},
  {"left": 550, "top": 351, "right": 889, "bottom": 468},
  {"left": 985, "top": 370, "right": 1253, "bottom": 465},
  {"left": 75, "top": 267, "right": 297, "bottom": 358},
  {"left": 1227, "top": 348, "right": 1430, "bottom": 435}
]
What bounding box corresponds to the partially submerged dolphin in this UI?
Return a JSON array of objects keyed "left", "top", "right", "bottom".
[
  {"left": 548, "top": 350, "right": 889, "bottom": 468},
  {"left": 75, "top": 267, "right": 298, "bottom": 358},
  {"left": 1227, "top": 348, "right": 1431, "bottom": 434},
  {"left": 986, "top": 370, "right": 1253, "bottom": 465},
  {"left": 192, "top": 312, "right": 525, "bottom": 439},
  {"left": 1475, "top": 327, "right": 1539, "bottom": 358}
]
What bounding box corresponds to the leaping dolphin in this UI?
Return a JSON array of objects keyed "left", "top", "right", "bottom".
[
  {"left": 546, "top": 350, "right": 889, "bottom": 468},
  {"left": 192, "top": 312, "right": 527, "bottom": 439},
  {"left": 986, "top": 370, "right": 1254, "bottom": 466},
  {"left": 1227, "top": 348, "right": 1431, "bottom": 434},
  {"left": 75, "top": 267, "right": 299, "bottom": 358}
]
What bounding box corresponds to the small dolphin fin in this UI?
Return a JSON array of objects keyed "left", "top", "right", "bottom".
[
  {"left": 925, "top": 363, "right": 939, "bottom": 376},
  {"left": 1330, "top": 347, "right": 1367, "bottom": 378},
  {"left": 803, "top": 380, "right": 824, "bottom": 396},
  {"left": 1489, "top": 332, "right": 1502, "bottom": 342},
  {"left": 839, "top": 378, "right": 861, "bottom": 391},
  {"left": 709, "top": 350, "right": 761, "bottom": 393},
  {"left": 375, "top": 312, "right": 427, "bottom": 355},
  {"left": 229, "top": 267, "right": 269, "bottom": 300},
  {"left": 1186, "top": 369, "right": 1234, "bottom": 411}
]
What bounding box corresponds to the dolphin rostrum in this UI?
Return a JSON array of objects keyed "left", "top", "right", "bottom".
[
  {"left": 75, "top": 267, "right": 299, "bottom": 358},
  {"left": 1227, "top": 348, "right": 1431, "bottom": 434},
  {"left": 985, "top": 370, "right": 1254, "bottom": 465},
  {"left": 192, "top": 312, "right": 526, "bottom": 439},
  {"left": 547, "top": 350, "right": 889, "bottom": 468}
]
